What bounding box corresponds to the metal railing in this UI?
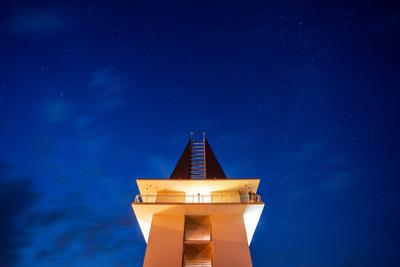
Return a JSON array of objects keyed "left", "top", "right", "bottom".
[
  {"left": 183, "top": 261, "right": 212, "bottom": 267},
  {"left": 133, "top": 193, "right": 262, "bottom": 204}
]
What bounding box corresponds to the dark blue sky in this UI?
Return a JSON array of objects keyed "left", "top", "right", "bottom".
[{"left": 1, "top": 1, "right": 399, "bottom": 266}]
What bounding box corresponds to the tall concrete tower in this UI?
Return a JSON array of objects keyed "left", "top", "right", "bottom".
[{"left": 132, "top": 133, "right": 264, "bottom": 267}]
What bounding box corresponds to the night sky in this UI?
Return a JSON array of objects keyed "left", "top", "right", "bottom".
[{"left": 1, "top": 1, "right": 400, "bottom": 266}]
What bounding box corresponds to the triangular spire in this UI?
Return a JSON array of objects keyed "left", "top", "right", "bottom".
[
  {"left": 169, "top": 139, "right": 191, "bottom": 179},
  {"left": 170, "top": 133, "right": 226, "bottom": 179},
  {"left": 204, "top": 138, "right": 226, "bottom": 178}
]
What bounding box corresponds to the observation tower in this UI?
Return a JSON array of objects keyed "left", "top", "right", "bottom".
[{"left": 132, "top": 133, "right": 264, "bottom": 267}]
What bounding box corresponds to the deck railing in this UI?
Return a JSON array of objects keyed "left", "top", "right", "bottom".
[
  {"left": 183, "top": 261, "right": 212, "bottom": 267},
  {"left": 133, "top": 193, "right": 262, "bottom": 204}
]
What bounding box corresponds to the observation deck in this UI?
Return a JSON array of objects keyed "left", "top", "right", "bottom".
[
  {"left": 132, "top": 178, "right": 264, "bottom": 245},
  {"left": 134, "top": 193, "right": 262, "bottom": 204}
]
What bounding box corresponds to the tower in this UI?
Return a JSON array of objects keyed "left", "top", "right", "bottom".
[{"left": 132, "top": 133, "right": 264, "bottom": 267}]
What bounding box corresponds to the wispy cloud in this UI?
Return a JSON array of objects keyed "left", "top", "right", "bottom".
[
  {"left": 88, "top": 67, "right": 131, "bottom": 112},
  {"left": 322, "top": 170, "right": 356, "bottom": 193},
  {"left": 279, "top": 140, "right": 359, "bottom": 197},
  {"left": 73, "top": 114, "right": 95, "bottom": 128},
  {"left": 0, "top": 163, "right": 40, "bottom": 267},
  {"left": 41, "top": 99, "right": 74, "bottom": 123},
  {"left": 6, "top": 9, "right": 71, "bottom": 34},
  {"left": 29, "top": 202, "right": 139, "bottom": 265},
  {"left": 39, "top": 67, "right": 131, "bottom": 127}
]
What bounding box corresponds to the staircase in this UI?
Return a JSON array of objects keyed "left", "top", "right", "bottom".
[{"left": 189, "top": 133, "right": 207, "bottom": 179}]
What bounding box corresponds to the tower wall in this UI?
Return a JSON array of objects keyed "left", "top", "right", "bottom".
[
  {"left": 211, "top": 214, "right": 253, "bottom": 267},
  {"left": 143, "top": 214, "right": 184, "bottom": 267}
]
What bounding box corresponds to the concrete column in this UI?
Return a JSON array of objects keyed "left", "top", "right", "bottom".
[
  {"left": 143, "top": 214, "right": 184, "bottom": 267},
  {"left": 211, "top": 214, "right": 252, "bottom": 267}
]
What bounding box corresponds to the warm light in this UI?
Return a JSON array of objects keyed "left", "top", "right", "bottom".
[
  {"left": 137, "top": 218, "right": 151, "bottom": 243},
  {"left": 184, "top": 186, "right": 211, "bottom": 196},
  {"left": 132, "top": 179, "right": 264, "bottom": 246},
  {"left": 184, "top": 186, "right": 211, "bottom": 203},
  {"left": 243, "top": 206, "right": 263, "bottom": 245}
]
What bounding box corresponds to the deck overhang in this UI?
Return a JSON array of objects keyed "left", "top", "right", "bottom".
[
  {"left": 136, "top": 178, "right": 260, "bottom": 196},
  {"left": 132, "top": 178, "right": 264, "bottom": 245},
  {"left": 132, "top": 202, "right": 264, "bottom": 245}
]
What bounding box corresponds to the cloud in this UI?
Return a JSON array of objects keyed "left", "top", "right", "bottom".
[
  {"left": 88, "top": 67, "right": 131, "bottom": 112},
  {"left": 0, "top": 166, "right": 39, "bottom": 266},
  {"left": 38, "top": 67, "right": 132, "bottom": 128},
  {"left": 32, "top": 207, "right": 138, "bottom": 263},
  {"left": 0, "top": 160, "right": 13, "bottom": 171},
  {"left": 28, "top": 204, "right": 89, "bottom": 227},
  {"left": 35, "top": 249, "right": 53, "bottom": 261},
  {"left": 280, "top": 140, "right": 359, "bottom": 197},
  {"left": 19, "top": 188, "right": 141, "bottom": 265},
  {"left": 41, "top": 99, "right": 74, "bottom": 123},
  {"left": 73, "top": 114, "right": 95, "bottom": 128},
  {"left": 322, "top": 170, "right": 356, "bottom": 193},
  {"left": 6, "top": 9, "right": 71, "bottom": 34}
]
